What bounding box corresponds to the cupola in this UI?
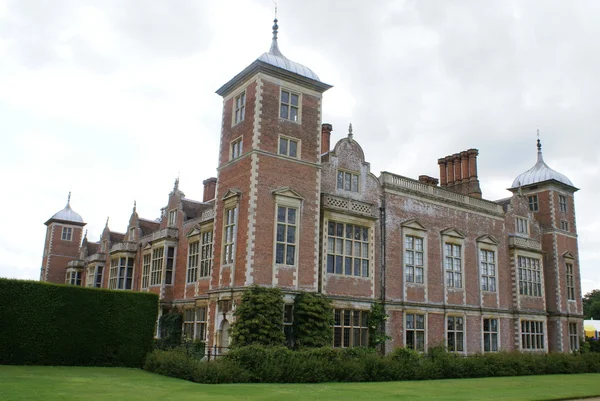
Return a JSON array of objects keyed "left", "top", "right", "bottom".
[
  {"left": 511, "top": 139, "right": 576, "bottom": 190},
  {"left": 45, "top": 192, "right": 85, "bottom": 226}
]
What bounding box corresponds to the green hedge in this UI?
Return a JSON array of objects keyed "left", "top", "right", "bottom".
[
  {"left": 0, "top": 278, "right": 158, "bottom": 367},
  {"left": 144, "top": 345, "right": 600, "bottom": 384}
]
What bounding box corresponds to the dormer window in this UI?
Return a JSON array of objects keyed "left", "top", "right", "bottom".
[
  {"left": 168, "top": 210, "right": 177, "bottom": 227},
  {"left": 337, "top": 170, "right": 359, "bottom": 192},
  {"left": 102, "top": 240, "right": 108, "bottom": 252},
  {"left": 234, "top": 91, "right": 246, "bottom": 125},
  {"left": 516, "top": 217, "right": 528, "bottom": 235},
  {"left": 129, "top": 227, "right": 135, "bottom": 241},
  {"left": 280, "top": 89, "right": 299, "bottom": 122},
  {"left": 61, "top": 227, "right": 72, "bottom": 241}
]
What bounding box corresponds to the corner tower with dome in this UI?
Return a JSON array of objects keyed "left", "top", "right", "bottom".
[
  {"left": 509, "top": 139, "right": 581, "bottom": 352},
  {"left": 40, "top": 193, "right": 86, "bottom": 283}
]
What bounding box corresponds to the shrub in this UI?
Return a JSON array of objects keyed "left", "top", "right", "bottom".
[
  {"left": 230, "top": 286, "right": 285, "bottom": 347},
  {"left": 0, "top": 278, "right": 158, "bottom": 367},
  {"left": 158, "top": 311, "right": 183, "bottom": 348},
  {"left": 292, "top": 292, "right": 333, "bottom": 349}
]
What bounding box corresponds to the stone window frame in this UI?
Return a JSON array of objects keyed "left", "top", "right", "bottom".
[
  {"left": 332, "top": 309, "right": 369, "bottom": 348},
  {"left": 520, "top": 318, "right": 546, "bottom": 351},
  {"left": 560, "top": 220, "right": 569, "bottom": 231},
  {"left": 482, "top": 316, "right": 500, "bottom": 352},
  {"left": 528, "top": 194, "right": 539, "bottom": 212},
  {"left": 559, "top": 194, "right": 568, "bottom": 213},
  {"left": 405, "top": 311, "right": 426, "bottom": 352},
  {"left": 336, "top": 169, "right": 360, "bottom": 193},
  {"left": 108, "top": 254, "right": 135, "bottom": 290},
  {"left": 401, "top": 220, "right": 428, "bottom": 287},
  {"left": 86, "top": 263, "right": 104, "bottom": 288},
  {"left": 568, "top": 322, "right": 579, "bottom": 352},
  {"left": 141, "top": 250, "right": 151, "bottom": 289},
  {"left": 186, "top": 239, "right": 200, "bottom": 284},
  {"left": 516, "top": 216, "right": 529, "bottom": 235},
  {"left": 221, "top": 190, "right": 241, "bottom": 267},
  {"left": 446, "top": 314, "right": 466, "bottom": 354},
  {"left": 477, "top": 235, "right": 499, "bottom": 293},
  {"left": 564, "top": 252, "right": 576, "bottom": 302},
  {"left": 66, "top": 268, "right": 82, "bottom": 286},
  {"left": 168, "top": 209, "right": 177, "bottom": 227},
  {"left": 230, "top": 136, "right": 243, "bottom": 161},
  {"left": 233, "top": 90, "right": 246, "bottom": 126},
  {"left": 61, "top": 226, "right": 73, "bottom": 241},
  {"left": 199, "top": 226, "right": 214, "bottom": 278},
  {"left": 150, "top": 246, "right": 164, "bottom": 286},
  {"left": 278, "top": 134, "right": 300, "bottom": 158},
  {"left": 273, "top": 191, "right": 302, "bottom": 268},
  {"left": 280, "top": 88, "right": 301, "bottom": 123},
  {"left": 517, "top": 252, "right": 543, "bottom": 297},
  {"left": 441, "top": 228, "right": 466, "bottom": 290}
]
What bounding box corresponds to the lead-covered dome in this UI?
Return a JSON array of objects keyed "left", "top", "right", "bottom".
[
  {"left": 257, "top": 18, "right": 321, "bottom": 82},
  {"left": 511, "top": 140, "right": 574, "bottom": 189},
  {"left": 46, "top": 193, "right": 84, "bottom": 225}
]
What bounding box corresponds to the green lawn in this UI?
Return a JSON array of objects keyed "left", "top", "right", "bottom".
[{"left": 1, "top": 365, "right": 599, "bottom": 401}]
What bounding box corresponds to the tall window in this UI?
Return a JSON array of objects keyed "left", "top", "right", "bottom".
[
  {"left": 559, "top": 195, "right": 568, "bottom": 212},
  {"left": 165, "top": 246, "right": 175, "bottom": 285},
  {"left": 150, "top": 247, "right": 164, "bottom": 286},
  {"left": 280, "top": 89, "right": 299, "bottom": 122},
  {"left": 183, "top": 309, "right": 195, "bottom": 338},
  {"left": 275, "top": 206, "right": 297, "bottom": 265},
  {"left": 405, "top": 236, "right": 424, "bottom": 284},
  {"left": 326, "top": 221, "right": 369, "bottom": 277},
  {"left": 566, "top": 263, "right": 575, "bottom": 301},
  {"left": 86, "top": 266, "right": 95, "bottom": 287},
  {"left": 480, "top": 250, "right": 496, "bottom": 292},
  {"left": 195, "top": 307, "right": 207, "bottom": 341},
  {"left": 337, "top": 170, "right": 359, "bottom": 192},
  {"left": 141, "top": 253, "right": 151, "bottom": 289},
  {"left": 569, "top": 323, "right": 579, "bottom": 352},
  {"left": 200, "top": 230, "right": 213, "bottom": 277},
  {"left": 94, "top": 265, "right": 104, "bottom": 288},
  {"left": 61, "top": 227, "right": 72, "bottom": 241},
  {"left": 333, "top": 309, "right": 368, "bottom": 348},
  {"left": 521, "top": 320, "right": 544, "bottom": 350},
  {"left": 168, "top": 210, "right": 177, "bottom": 227},
  {"left": 278, "top": 136, "right": 298, "bottom": 158},
  {"left": 447, "top": 316, "right": 464, "bottom": 352},
  {"left": 483, "top": 318, "right": 498, "bottom": 352},
  {"left": 231, "top": 138, "right": 242, "bottom": 160},
  {"left": 187, "top": 241, "right": 199, "bottom": 283},
  {"left": 518, "top": 256, "right": 542, "bottom": 296},
  {"left": 110, "top": 257, "right": 133, "bottom": 290},
  {"left": 109, "top": 258, "right": 118, "bottom": 289},
  {"left": 445, "top": 244, "right": 462, "bottom": 288},
  {"left": 223, "top": 207, "right": 237, "bottom": 264},
  {"left": 234, "top": 91, "right": 245, "bottom": 125},
  {"left": 528, "top": 195, "right": 539, "bottom": 212},
  {"left": 406, "top": 313, "right": 425, "bottom": 351},
  {"left": 516, "top": 217, "right": 528, "bottom": 234}
]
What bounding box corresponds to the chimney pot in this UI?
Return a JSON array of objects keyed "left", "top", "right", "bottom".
[
  {"left": 203, "top": 177, "right": 217, "bottom": 202},
  {"left": 321, "top": 123, "right": 333, "bottom": 155}
]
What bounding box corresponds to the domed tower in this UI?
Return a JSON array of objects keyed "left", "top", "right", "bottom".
[
  {"left": 510, "top": 138, "right": 581, "bottom": 352},
  {"left": 208, "top": 17, "right": 331, "bottom": 348},
  {"left": 40, "top": 193, "right": 86, "bottom": 284}
]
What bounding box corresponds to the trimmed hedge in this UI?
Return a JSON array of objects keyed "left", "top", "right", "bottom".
[
  {"left": 0, "top": 278, "right": 158, "bottom": 367},
  {"left": 144, "top": 345, "right": 600, "bottom": 384}
]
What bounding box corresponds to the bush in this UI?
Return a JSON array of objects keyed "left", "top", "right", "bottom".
[
  {"left": 292, "top": 292, "right": 333, "bottom": 349},
  {"left": 230, "top": 286, "right": 285, "bottom": 347},
  {"left": 144, "top": 344, "right": 600, "bottom": 384},
  {"left": 0, "top": 278, "right": 158, "bottom": 367}
]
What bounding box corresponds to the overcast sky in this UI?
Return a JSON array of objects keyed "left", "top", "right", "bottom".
[{"left": 1, "top": 0, "right": 598, "bottom": 295}]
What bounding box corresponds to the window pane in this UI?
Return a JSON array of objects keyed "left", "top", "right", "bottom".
[
  {"left": 279, "top": 138, "right": 288, "bottom": 155},
  {"left": 281, "top": 91, "right": 289, "bottom": 103},
  {"left": 290, "top": 107, "right": 298, "bottom": 122},
  {"left": 291, "top": 94, "right": 299, "bottom": 106},
  {"left": 286, "top": 245, "right": 295, "bottom": 265},
  {"left": 280, "top": 105, "right": 288, "bottom": 119},
  {"left": 289, "top": 140, "right": 297, "bottom": 157}
]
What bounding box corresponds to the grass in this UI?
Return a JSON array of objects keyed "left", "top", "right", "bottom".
[{"left": 1, "top": 365, "right": 599, "bottom": 401}]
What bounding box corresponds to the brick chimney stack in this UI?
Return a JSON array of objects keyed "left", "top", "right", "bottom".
[
  {"left": 437, "top": 149, "right": 482, "bottom": 198},
  {"left": 203, "top": 177, "right": 217, "bottom": 202},
  {"left": 418, "top": 175, "right": 439, "bottom": 186},
  {"left": 321, "top": 123, "right": 332, "bottom": 154}
]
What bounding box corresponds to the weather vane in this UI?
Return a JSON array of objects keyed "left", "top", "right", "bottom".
[{"left": 273, "top": 0, "right": 278, "bottom": 18}]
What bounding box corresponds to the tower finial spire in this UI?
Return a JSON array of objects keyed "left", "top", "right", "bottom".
[
  {"left": 536, "top": 129, "right": 543, "bottom": 162},
  {"left": 105, "top": 217, "right": 109, "bottom": 227},
  {"left": 133, "top": 200, "right": 137, "bottom": 213},
  {"left": 348, "top": 123, "right": 353, "bottom": 139},
  {"left": 67, "top": 191, "right": 71, "bottom": 206},
  {"left": 268, "top": 3, "right": 283, "bottom": 57}
]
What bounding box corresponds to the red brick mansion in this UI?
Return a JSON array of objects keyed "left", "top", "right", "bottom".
[{"left": 40, "top": 20, "right": 583, "bottom": 354}]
